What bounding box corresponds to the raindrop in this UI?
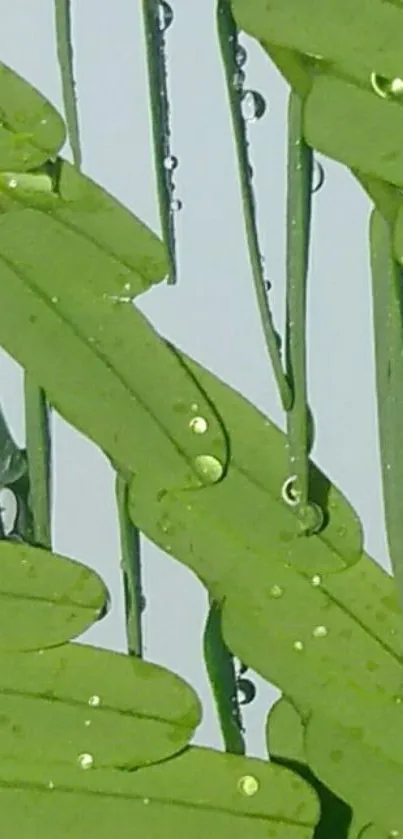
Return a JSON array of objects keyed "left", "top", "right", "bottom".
[
  {"left": 191, "top": 403, "right": 199, "bottom": 411},
  {"left": 7, "top": 177, "right": 17, "bottom": 188},
  {"left": 123, "top": 282, "right": 131, "bottom": 292},
  {"left": 297, "top": 502, "right": 324, "bottom": 535},
  {"left": 84, "top": 720, "right": 91, "bottom": 727},
  {"left": 237, "top": 677, "right": 256, "bottom": 705},
  {"left": 170, "top": 198, "right": 182, "bottom": 212},
  {"left": 312, "top": 160, "right": 325, "bottom": 194},
  {"left": 163, "top": 154, "right": 178, "bottom": 171},
  {"left": 47, "top": 781, "right": 55, "bottom": 790},
  {"left": 238, "top": 775, "right": 259, "bottom": 796},
  {"left": 293, "top": 641, "right": 304, "bottom": 651},
  {"left": 189, "top": 416, "right": 208, "bottom": 435},
  {"left": 235, "top": 45, "right": 248, "bottom": 68},
  {"left": 77, "top": 752, "right": 94, "bottom": 769},
  {"left": 0, "top": 487, "right": 17, "bottom": 535},
  {"left": 158, "top": 1, "right": 173, "bottom": 31},
  {"left": 233, "top": 70, "right": 245, "bottom": 91},
  {"left": 143, "top": 797, "right": 150, "bottom": 805},
  {"left": 51, "top": 296, "right": 58, "bottom": 304},
  {"left": 241, "top": 90, "right": 266, "bottom": 122},
  {"left": 311, "top": 574, "right": 322, "bottom": 587},
  {"left": 281, "top": 475, "right": 300, "bottom": 507},
  {"left": 389, "top": 831, "right": 400, "bottom": 838},
  {"left": 312, "top": 625, "right": 328, "bottom": 638},
  {"left": 371, "top": 72, "right": 403, "bottom": 99},
  {"left": 88, "top": 695, "right": 101, "bottom": 707},
  {"left": 269, "top": 584, "right": 284, "bottom": 598},
  {"left": 193, "top": 454, "right": 224, "bottom": 484}
]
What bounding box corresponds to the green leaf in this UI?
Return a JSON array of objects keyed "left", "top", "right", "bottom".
[
  {"left": 0, "top": 745, "right": 320, "bottom": 838},
  {"left": 266, "top": 697, "right": 355, "bottom": 839},
  {"left": 0, "top": 62, "right": 65, "bottom": 170},
  {"left": 129, "top": 347, "right": 363, "bottom": 596},
  {"left": 0, "top": 205, "right": 228, "bottom": 491},
  {"left": 304, "top": 686, "right": 403, "bottom": 835},
  {"left": 0, "top": 643, "right": 201, "bottom": 769},
  {"left": 0, "top": 541, "right": 107, "bottom": 650}
]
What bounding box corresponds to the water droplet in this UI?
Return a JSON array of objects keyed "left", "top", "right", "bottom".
[
  {"left": 394, "top": 695, "right": 403, "bottom": 705},
  {"left": 235, "top": 45, "right": 247, "bottom": 68},
  {"left": 191, "top": 403, "right": 199, "bottom": 411},
  {"left": 281, "top": 475, "right": 300, "bottom": 507},
  {"left": 0, "top": 488, "right": 18, "bottom": 535},
  {"left": 297, "top": 502, "right": 324, "bottom": 535},
  {"left": 311, "top": 574, "right": 322, "bottom": 587},
  {"left": 312, "top": 625, "right": 328, "bottom": 638},
  {"left": 293, "top": 641, "right": 304, "bottom": 651},
  {"left": 389, "top": 830, "right": 400, "bottom": 838},
  {"left": 158, "top": 1, "right": 173, "bottom": 31},
  {"left": 51, "top": 296, "right": 58, "bottom": 304},
  {"left": 7, "top": 177, "right": 17, "bottom": 188},
  {"left": 189, "top": 416, "right": 208, "bottom": 435},
  {"left": 233, "top": 70, "right": 245, "bottom": 91},
  {"left": 241, "top": 90, "right": 266, "bottom": 122},
  {"left": 193, "top": 454, "right": 224, "bottom": 484},
  {"left": 163, "top": 154, "right": 178, "bottom": 171},
  {"left": 269, "top": 584, "right": 284, "bottom": 598},
  {"left": 371, "top": 72, "right": 403, "bottom": 99},
  {"left": 47, "top": 781, "right": 55, "bottom": 790},
  {"left": 312, "top": 160, "right": 325, "bottom": 194},
  {"left": 143, "top": 797, "right": 150, "bottom": 805},
  {"left": 77, "top": 752, "right": 94, "bottom": 769},
  {"left": 88, "top": 695, "right": 101, "bottom": 707},
  {"left": 170, "top": 198, "right": 182, "bottom": 212},
  {"left": 238, "top": 775, "right": 259, "bottom": 796},
  {"left": 123, "top": 282, "right": 131, "bottom": 292},
  {"left": 237, "top": 677, "right": 256, "bottom": 705}
]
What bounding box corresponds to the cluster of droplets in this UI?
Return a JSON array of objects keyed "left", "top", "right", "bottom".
[
  {"left": 155, "top": 3, "right": 182, "bottom": 224},
  {"left": 232, "top": 42, "right": 267, "bottom": 124}
]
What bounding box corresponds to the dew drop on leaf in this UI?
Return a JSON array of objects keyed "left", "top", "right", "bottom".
[
  {"left": 312, "top": 625, "right": 328, "bottom": 638},
  {"left": 269, "top": 584, "right": 284, "bottom": 598},
  {"left": 170, "top": 198, "right": 182, "bottom": 212},
  {"left": 293, "top": 641, "right": 304, "bottom": 651},
  {"left": 163, "top": 155, "right": 178, "bottom": 171},
  {"left": 233, "top": 70, "right": 245, "bottom": 91},
  {"left": 88, "top": 695, "right": 101, "bottom": 707},
  {"left": 235, "top": 45, "right": 247, "bottom": 68},
  {"left": 311, "top": 574, "right": 322, "bottom": 587},
  {"left": 193, "top": 454, "right": 224, "bottom": 484},
  {"left": 241, "top": 90, "right": 266, "bottom": 122},
  {"left": 237, "top": 677, "right": 256, "bottom": 705},
  {"left": 77, "top": 753, "right": 94, "bottom": 769},
  {"left": 281, "top": 475, "right": 300, "bottom": 507},
  {"left": 189, "top": 416, "right": 208, "bottom": 435},
  {"left": 238, "top": 775, "right": 259, "bottom": 796},
  {"left": 371, "top": 72, "right": 403, "bottom": 100},
  {"left": 0, "top": 487, "right": 17, "bottom": 535},
  {"left": 297, "top": 502, "right": 324, "bottom": 535}
]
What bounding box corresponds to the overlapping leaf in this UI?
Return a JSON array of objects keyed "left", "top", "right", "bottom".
[{"left": 0, "top": 745, "right": 319, "bottom": 839}]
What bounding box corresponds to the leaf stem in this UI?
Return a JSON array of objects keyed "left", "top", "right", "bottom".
[
  {"left": 24, "top": 375, "right": 52, "bottom": 549},
  {"left": 115, "top": 473, "right": 144, "bottom": 657},
  {"left": 54, "top": 0, "right": 82, "bottom": 169}
]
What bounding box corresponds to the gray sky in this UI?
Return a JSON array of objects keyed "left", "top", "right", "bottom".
[{"left": 0, "top": 0, "right": 390, "bottom": 758}]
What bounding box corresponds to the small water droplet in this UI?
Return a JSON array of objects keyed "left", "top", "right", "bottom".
[
  {"left": 193, "top": 454, "right": 224, "bottom": 484},
  {"left": 84, "top": 720, "right": 91, "bottom": 727},
  {"left": 269, "top": 584, "right": 284, "bottom": 598},
  {"left": 77, "top": 752, "right": 94, "bottom": 769},
  {"left": 47, "top": 781, "right": 55, "bottom": 790},
  {"left": 312, "top": 625, "right": 328, "bottom": 638},
  {"left": 7, "top": 177, "right": 17, "bottom": 188},
  {"left": 389, "top": 830, "right": 400, "bottom": 838},
  {"left": 51, "top": 296, "right": 58, "bottom": 304},
  {"left": 371, "top": 72, "right": 403, "bottom": 99},
  {"left": 312, "top": 160, "right": 325, "bottom": 194},
  {"left": 189, "top": 416, "right": 208, "bottom": 435},
  {"left": 235, "top": 45, "right": 247, "bottom": 68},
  {"left": 281, "top": 475, "right": 300, "bottom": 507},
  {"left": 170, "top": 198, "right": 182, "bottom": 212},
  {"left": 293, "top": 641, "right": 304, "bottom": 651},
  {"left": 241, "top": 90, "right": 266, "bottom": 122},
  {"left": 233, "top": 70, "right": 245, "bottom": 90},
  {"left": 311, "top": 574, "right": 322, "bottom": 587},
  {"left": 123, "top": 282, "right": 131, "bottom": 292},
  {"left": 297, "top": 502, "right": 324, "bottom": 535},
  {"left": 158, "top": 1, "right": 173, "bottom": 31},
  {"left": 88, "top": 695, "right": 101, "bottom": 707},
  {"left": 238, "top": 775, "right": 259, "bottom": 796},
  {"left": 395, "top": 695, "right": 403, "bottom": 704},
  {"left": 237, "top": 678, "right": 256, "bottom": 705},
  {"left": 163, "top": 154, "right": 178, "bottom": 171},
  {"left": 191, "top": 403, "right": 199, "bottom": 411},
  {"left": 143, "top": 797, "right": 150, "bottom": 805}
]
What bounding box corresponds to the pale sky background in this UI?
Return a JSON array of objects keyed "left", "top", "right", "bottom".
[{"left": 0, "top": 0, "right": 390, "bottom": 758}]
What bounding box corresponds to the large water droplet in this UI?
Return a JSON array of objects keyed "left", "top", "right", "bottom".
[
  {"left": 170, "top": 198, "right": 182, "bottom": 212},
  {"left": 193, "top": 454, "right": 224, "bottom": 484},
  {"left": 238, "top": 775, "right": 259, "bottom": 796},
  {"left": 77, "top": 752, "right": 94, "bottom": 769},
  {"left": 189, "top": 416, "right": 208, "bottom": 435},
  {"left": 281, "top": 475, "right": 300, "bottom": 507},
  {"left": 237, "top": 677, "right": 256, "bottom": 705},
  {"left": 241, "top": 90, "right": 266, "bottom": 122},
  {"left": 235, "top": 45, "right": 247, "bottom": 68},
  {"left": 371, "top": 72, "right": 403, "bottom": 99},
  {"left": 312, "top": 160, "right": 325, "bottom": 194},
  {"left": 269, "top": 584, "right": 284, "bottom": 598},
  {"left": 312, "top": 625, "right": 328, "bottom": 638},
  {"left": 88, "top": 695, "right": 101, "bottom": 707},
  {"left": 163, "top": 154, "right": 178, "bottom": 171},
  {"left": 158, "top": 1, "right": 173, "bottom": 31}
]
